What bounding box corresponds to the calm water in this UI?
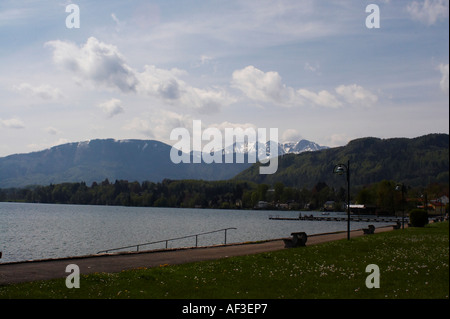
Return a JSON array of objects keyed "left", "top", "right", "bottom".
[{"left": 0, "top": 202, "right": 394, "bottom": 263}]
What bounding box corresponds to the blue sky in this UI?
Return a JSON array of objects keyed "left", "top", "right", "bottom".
[{"left": 0, "top": 0, "right": 448, "bottom": 157}]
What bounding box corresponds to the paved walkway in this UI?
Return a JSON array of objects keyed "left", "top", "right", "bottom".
[{"left": 0, "top": 226, "right": 396, "bottom": 285}]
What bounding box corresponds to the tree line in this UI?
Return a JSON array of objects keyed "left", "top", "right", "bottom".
[{"left": 1, "top": 178, "right": 448, "bottom": 215}]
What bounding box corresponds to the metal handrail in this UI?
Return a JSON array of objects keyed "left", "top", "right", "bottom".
[{"left": 97, "top": 227, "right": 237, "bottom": 254}]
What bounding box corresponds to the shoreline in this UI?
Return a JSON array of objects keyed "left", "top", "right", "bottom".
[{"left": 0, "top": 225, "right": 396, "bottom": 285}]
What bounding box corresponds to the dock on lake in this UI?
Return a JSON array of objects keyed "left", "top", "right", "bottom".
[{"left": 269, "top": 214, "right": 408, "bottom": 223}]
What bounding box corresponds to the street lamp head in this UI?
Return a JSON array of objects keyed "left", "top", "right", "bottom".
[
  {"left": 333, "top": 165, "right": 346, "bottom": 175},
  {"left": 332, "top": 161, "right": 351, "bottom": 240}
]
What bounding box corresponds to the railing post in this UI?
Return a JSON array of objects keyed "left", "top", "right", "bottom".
[{"left": 97, "top": 227, "right": 237, "bottom": 254}]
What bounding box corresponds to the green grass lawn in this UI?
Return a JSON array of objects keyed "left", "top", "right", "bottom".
[{"left": 1, "top": 222, "right": 448, "bottom": 299}]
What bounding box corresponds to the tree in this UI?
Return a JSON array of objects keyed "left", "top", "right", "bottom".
[
  {"left": 273, "top": 182, "right": 285, "bottom": 202},
  {"left": 281, "top": 186, "right": 294, "bottom": 203},
  {"left": 356, "top": 187, "right": 376, "bottom": 205},
  {"left": 257, "top": 184, "right": 269, "bottom": 201},
  {"left": 241, "top": 190, "right": 253, "bottom": 208},
  {"left": 154, "top": 196, "right": 168, "bottom": 207},
  {"left": 376, "top": 180, "right": 396, "bottom": 215}
]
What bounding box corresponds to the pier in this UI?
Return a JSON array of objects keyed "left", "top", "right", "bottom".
[{"left": 269, "top": 214, "right": 408, "bottom": 223}]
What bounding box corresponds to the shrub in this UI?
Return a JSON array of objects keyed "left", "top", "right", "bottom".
[{"left": 409, "top": 209, "right": 428, "bottom": 227}]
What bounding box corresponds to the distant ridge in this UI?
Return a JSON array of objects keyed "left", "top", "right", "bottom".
[
  {"left": 0, "top": 137, "right": 327, "bottom": 188},
  {"left": 1, "top": 134, "right": 447, "bottom": 189},
  {"left": 234, "top": 133, "right": 449, "bottom": 189}
]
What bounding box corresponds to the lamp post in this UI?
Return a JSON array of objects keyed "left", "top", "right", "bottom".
[
  {"left": 333, "top": 160, "right": 350, "bottom": 240},
  {"left": 437, "top": 198, "right": 442, "bottom": 216},
  {"left": 421, "top": 193, "right": 428, "bottom": 213},
  {"left": 395, "top": 183, "right": 406, "bottom": 229}
]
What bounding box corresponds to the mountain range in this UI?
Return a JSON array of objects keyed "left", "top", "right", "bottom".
[
  {"left": 1, "top": 134, "right": 447, "bottom": 190},
  {"left": 0, "top": 138, "right": 327, "bottom": 188},
  {"left": 235, "top": 133, "right": 449, "bottom": 189}
]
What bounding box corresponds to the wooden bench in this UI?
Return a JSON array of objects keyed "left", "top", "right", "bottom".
[
  {"left": 283, "top": 232, "right": 307, "bottom": 248},
  {"left": 392, "top": 221, "right": 401, "bottom": 230},
  {"left": 362, "top": 225, "right": 375, "bottom": 235}
]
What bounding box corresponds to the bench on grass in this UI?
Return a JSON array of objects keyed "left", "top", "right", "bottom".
[
  {"left": 362, "top": 224, "right": 375, "bottom": 235},
  {"left": 283, "top": 232, "right": 307, "bottom": 248}
]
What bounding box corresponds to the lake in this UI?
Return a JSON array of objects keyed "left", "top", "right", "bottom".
[{"left": 0, "top": 202, "right": 394, "bottom": 263}]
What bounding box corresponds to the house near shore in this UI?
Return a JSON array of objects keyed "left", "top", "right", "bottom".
[
  {"left": 323, "top": 201, "right": 335, "bottom": 211},
  {"left": 256, "top": 201, "right": 268, "bottom": 209},
  {"left": 429, "top": 195, "right": 449, "bottom": 214}
]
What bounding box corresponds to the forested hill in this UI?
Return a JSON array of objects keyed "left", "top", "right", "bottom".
[
  {"left": 0, "top": 137, "right": 327, "bottom": 189},
  {"left": 234, "top": 133, "right": 449, "bottom": 189},
  {"left": 0, "top": 139, "right": 251, "bottom": 188}
]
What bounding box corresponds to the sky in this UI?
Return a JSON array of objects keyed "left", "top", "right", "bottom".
[{"left": 0, "top": 0, "right": 448, "bottom": 157}]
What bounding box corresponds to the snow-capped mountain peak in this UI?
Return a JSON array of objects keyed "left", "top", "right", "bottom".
[
  {"left": 280, "top": 139, "right": 328, "bottom": 154},
  {"left": 222, "top": 139, "right": 328, "bottom": 156}
]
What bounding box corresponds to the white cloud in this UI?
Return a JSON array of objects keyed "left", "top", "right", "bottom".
[
  {"left": 123, "top": 110, "right": 193, "bottom": 141},
  {"left": 231, "top": 65, "right": 300, "bottom": 106},
  {"left": 181, "top": 87, "right": 235, "bottom": 114},
  {"left": 98, "top": 98, "right": 124, "bottom": 117},
  {"left": 137, "top": 65, "right": 234, "bottom": 113},
  {"left": 0, "top": 118, "right": 25, "bottom": 129},
  {"left": 439, "top": 63, "right": 449, "bottom": 95},
  {"left": 13, "top": 83, "right": 63, "bottom": 100},
  {"left": 407, "top": 0, "right": 449, "bottom": 25},
  {"left": 232, "top": 66, "right": 376, "bottom": 109},
  {"left": 281, "top": 129, "right": 303, "bottom": 143},
  {"left": 46, "top": 37, "right": 233, "bottom": 113},
  {"left": 45, "top": 37, "right": 138, "bottom": 93},
  {"left": 136, "top": 65, "right": 186, "bottom": 99},
  {"left": 44, "top": 39, "right": 379, "bottom": 115},
  {"left": 298, "top": 89, "right": 342, "bottom": 108},
  {"left": 335, "top": 84, "right": 378, "bottom": 107}
]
